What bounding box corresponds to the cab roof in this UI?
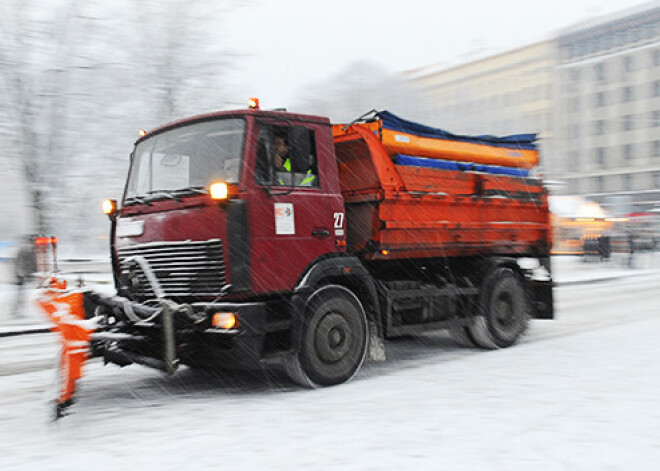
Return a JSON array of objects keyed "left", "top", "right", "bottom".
[{"left": 136, "top": 109, "right": 331, "bottom": 145}]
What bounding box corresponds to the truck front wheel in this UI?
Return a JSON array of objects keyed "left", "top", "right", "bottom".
[
  {"left": 468, "top": 267, "right": 530, "bottom": 349},
  {"left": 297, "top": 285, "right": 368, "bottom": 387}
]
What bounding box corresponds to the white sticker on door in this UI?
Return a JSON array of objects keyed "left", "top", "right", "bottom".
[{"left": 274, "top": 203, "right": 295, "bottom": 235}]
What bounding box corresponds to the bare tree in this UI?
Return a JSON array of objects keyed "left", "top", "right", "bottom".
[
  {"left": 0, "top": 0, "right": 82, "bottom": 235},
  {"left": 0, "top": 0, "right": 244, "bottom": 248},
  {"left": 133, "top": 0, "right": 244, "bottom": 123}
]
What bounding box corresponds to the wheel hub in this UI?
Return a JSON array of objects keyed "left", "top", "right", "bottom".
[
  {"left": 494, "top": 292, "right": 515, "bottom": 328},
  {"left": 315, "top": 312, "right": 351, "bottom": 364}
]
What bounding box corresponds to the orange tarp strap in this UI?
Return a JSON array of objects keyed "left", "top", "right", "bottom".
[{"left": 36, "top": 279, "right": 96, "bottom": 417}]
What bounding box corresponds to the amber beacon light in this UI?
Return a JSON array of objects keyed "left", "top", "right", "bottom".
[{"left": 209, "top": 182, "right": 229, "bottom": 200}]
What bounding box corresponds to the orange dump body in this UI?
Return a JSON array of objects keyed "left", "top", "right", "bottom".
[{"left": 332, "top": 124, "right": 552, "bottom": 261}]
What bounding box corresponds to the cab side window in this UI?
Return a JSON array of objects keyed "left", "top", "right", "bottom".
[{"left": 255, "top": 124, "right": 319, "bottom": 187}]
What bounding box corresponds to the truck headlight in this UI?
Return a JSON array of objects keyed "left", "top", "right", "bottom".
[
  {"left": 210, "top": 182, "right": 228, "bottom": 200},
  {"left": 102, "top": 199, "right": 117, "bottom": 216}
]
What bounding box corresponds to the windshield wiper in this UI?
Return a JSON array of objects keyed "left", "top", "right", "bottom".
[
  {"left": 146, "top": 190, "right": 182, "bottom": 202},
  {"left": 124, "top": 196, "right": 152, "bottom": 206},
  {"left": 125, "top": 187, "right": 208, "bottom": 206},
  {"left": 172, "top": 186, "right": 208, "bottom": 196}
]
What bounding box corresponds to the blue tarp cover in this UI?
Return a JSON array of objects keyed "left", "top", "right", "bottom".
[
  {"left": 378, "top": 111, "right": 538, "bottom": 151},
  {"left": 394, "top": 154, "right": 530, "bottom": 177}
]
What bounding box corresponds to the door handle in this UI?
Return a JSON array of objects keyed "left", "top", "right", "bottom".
[{"left": 312, "top": 228, "right": 331, "bottom": 237}]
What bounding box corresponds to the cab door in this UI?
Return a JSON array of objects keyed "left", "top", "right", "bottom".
[{"left": 247, "top": 121, "right": 344, "bottom": 294}]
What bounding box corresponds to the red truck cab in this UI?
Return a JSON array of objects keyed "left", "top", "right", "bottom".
[{"left": 116, "top": 109, "right": 346, "bottom": 299}]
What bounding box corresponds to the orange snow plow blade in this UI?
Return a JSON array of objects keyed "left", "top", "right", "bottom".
[{"left": 36, "top": 278, "right": 97, "bottom": 419}]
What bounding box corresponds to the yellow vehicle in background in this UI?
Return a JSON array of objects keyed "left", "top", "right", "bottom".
[{"left": 549, "top": 196, "right": 614, "bottom": 256}]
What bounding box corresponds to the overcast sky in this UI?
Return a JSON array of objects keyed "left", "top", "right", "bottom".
[{"left": 225, "top": 0, "right": 656, "bottom": 109}]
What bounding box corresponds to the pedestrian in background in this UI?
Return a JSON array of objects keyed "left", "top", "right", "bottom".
[
  {"left": 13, "top": 235, "right": 37, "bottom": 318},
  {"left": 627, "top": 232, "right": 635, "bottom": 269}
]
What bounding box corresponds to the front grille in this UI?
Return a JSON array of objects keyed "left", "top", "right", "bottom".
[{"left": 117, "top": 239, "right": 226, "bottom": 299}]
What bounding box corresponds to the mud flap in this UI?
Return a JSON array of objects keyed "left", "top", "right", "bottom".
[
  {"left": 530, "top": 279, "right": 554, "bottom": 319},
  {"left": 368, "top": 320, "right": 386, "bottom": 362}
]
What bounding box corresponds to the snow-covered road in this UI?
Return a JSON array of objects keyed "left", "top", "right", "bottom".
[{"left": 1, "top": 273, "right": 659, "bottom": 470}]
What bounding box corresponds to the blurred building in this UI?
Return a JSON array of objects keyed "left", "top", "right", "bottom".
[
  {"left": 408, "top": 41, "right": 558, "bottom": 176},
  {"left": 556, "top": 1, "right": 660, "bottom": 214},
  {"left": 409, "top": 1, "right": 660, "bottom": 215}
]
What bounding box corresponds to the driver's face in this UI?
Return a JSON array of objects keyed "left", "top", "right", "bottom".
[
  {"left": 274, "top": 137, "right": 288, "bottom": 156},
  {"left": 274, "top": 137, "right": 289, "bottom": 168}
]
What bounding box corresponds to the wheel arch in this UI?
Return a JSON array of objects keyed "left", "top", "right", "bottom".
[
  {"left": 295, "top": 255, "right": 381, "bottom": 329},
  {"left": 473, "top": 257, "right": 525, "bottom": 287}
]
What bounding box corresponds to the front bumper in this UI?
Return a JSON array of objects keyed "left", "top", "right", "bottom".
[{"left": 88, "top": 293, "right": 292, "bottom": 372}]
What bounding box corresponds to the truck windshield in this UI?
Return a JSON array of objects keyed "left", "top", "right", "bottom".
[{"left": 125, "top": 118, "right": 246, "bottom": 202}]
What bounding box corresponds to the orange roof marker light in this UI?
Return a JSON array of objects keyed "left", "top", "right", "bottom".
[
  {"left": 248, "top": 97, "right": 260, "bottom": 110},
  {"left": 138, "top": 129, "right": 146, "bottom": 137}
]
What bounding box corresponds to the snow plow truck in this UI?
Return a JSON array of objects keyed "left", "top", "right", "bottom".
[{"left": 38, "top": 102, "right": 554, "bottom": 417}]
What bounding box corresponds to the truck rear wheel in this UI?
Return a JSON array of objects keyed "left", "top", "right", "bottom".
[
  {"left": 468, "top": 267, "right": 529, "bottom": 349},
  {"left": 297, "top": 285, "right": 368, "bottom": 387}
]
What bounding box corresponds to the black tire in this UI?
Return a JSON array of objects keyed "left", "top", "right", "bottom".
[
  {"left": 467, "top": 267, "right": 530, "bottom": 349},
  {"left": 297, "top": 285, "right": 368, "bottom": 387}
]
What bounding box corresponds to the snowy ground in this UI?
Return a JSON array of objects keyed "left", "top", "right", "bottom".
[{"left": 0, "top": 256, "right": 659, "bottom": 470}]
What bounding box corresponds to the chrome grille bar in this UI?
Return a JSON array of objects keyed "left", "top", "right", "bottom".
[{"left": 118, "top": 239, "right": 226, "bottom": 299}]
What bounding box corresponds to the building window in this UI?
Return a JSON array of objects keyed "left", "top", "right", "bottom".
[
  {"left": 623, "top": 56, "right": 634, "bottom": 73},
  {"left": 654, "top": 80, "right": 660, "bottom": 97},
  {"left": 594, "top": 120, "right": 606, "bottom": 135},
  {"left": 624, "top": 174, "right": 632, "bottom": 192},
  {"left": 595, "top": 147, "right": 606, "bottom": 167},
  {"left": 653, "top": 111, "right": 660, "bottom": 127},
  {"left": 654, "top": 49, "right": 660, "bottom": 67},
  {"left": 594, "top": 63, "right": 606, "bottom": 82},
  {"left": 653, "top": 140, "right": 660, "bottom": 157},
  {"left": 653, "top": 172, "right": 660, "bottom": 187},
  {"left": 595, "top": 176, "right": 604, "bottom": 193},
  {"left": 622, "top": 115, "right": 634, "bottom": 131},
  {"left": 623, "top": 144, "right": 633, "bottom": 164},
  {"left": 595, "top": 92, "right": 606, "bottom": 107},
  {"left": 622, "top": 86, "right": 634, "bottom": 102}
]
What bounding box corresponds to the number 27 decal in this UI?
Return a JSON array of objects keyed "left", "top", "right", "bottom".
[{"left": 333, "top": 212, "right": 344, "bottom": 228}]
